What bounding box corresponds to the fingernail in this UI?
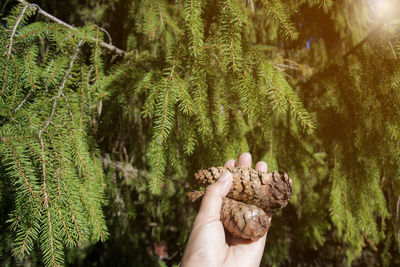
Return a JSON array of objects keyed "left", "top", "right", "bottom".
[{"left": 218, "top": 171, "right": 231, "bottom": 183}]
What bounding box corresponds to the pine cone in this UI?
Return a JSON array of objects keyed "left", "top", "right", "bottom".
[
  {"left": 186, "top": 191, "right": 270, "bottom": 241},
  {"left": 221, "top": 197, "right": 269, "bottom": 241},
  {"left": 194, "top": 166, "right": 293, "bottom": 212},
  {"left": 188, "top": 166, "right": 293, "bottom": 241}
]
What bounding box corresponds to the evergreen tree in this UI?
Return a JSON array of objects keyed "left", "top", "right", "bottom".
[{"left": 1, "top": 0, "right": 400, "bottom": 266}]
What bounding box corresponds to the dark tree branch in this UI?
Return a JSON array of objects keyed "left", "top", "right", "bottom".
[{"left": 17, "top": 0, "right": 126, "bottom": 56}]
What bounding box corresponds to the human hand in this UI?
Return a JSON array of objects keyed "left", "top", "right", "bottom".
[{"left": 181, "top": 152, "right": 270, "bottom": 267}]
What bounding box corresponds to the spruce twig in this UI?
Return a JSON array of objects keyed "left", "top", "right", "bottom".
[
  {"left": 13, "top": 87, "right": 33, "bottom": 113},
  {"left": 2, "top": 4, "right": 35, "bottom": 98},
  {"left": 6, "top": 3, "right": 37, "bottom": 57},
  {"left": 38, "top": 40, "right": 84, "bottom": 137},
  {"left": 261, "top": 0, "right": 298, "bottom": 39},
  {"left": 2, "top": 138, "right": 36, "bottom": 199},
  {"left": 38, "top": 134, "right": 57, "bottom": 267},
  {"left": 16, "top": 0, "right": 126, "bottom": 56},
  {"left": 98, "top": 26, "right": 112, "bottom": 45}
]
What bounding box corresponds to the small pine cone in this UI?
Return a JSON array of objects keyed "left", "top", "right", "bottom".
[
  {"left": 221, "top": 197, "right": 269, "bottom": 241},
  {"left": 194, "top": 166, "right": 293, "bottom": 213},
  {"left": 186, "top": 191, "right": 270, "bottom": 241}
]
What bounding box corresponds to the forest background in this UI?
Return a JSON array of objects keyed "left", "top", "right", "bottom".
[{"left": 1, "top": 0, "right": 400, "bottom": 266}]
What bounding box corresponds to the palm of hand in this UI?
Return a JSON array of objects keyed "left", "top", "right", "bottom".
[{"left": 181, "top": 153, "right": 270, "bottom": 267}]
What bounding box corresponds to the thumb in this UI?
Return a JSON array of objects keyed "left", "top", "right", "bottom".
[{"left": 195, "top": 171, "right": 233, "bottom": 224}]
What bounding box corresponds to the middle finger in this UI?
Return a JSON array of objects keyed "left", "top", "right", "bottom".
[{"left": 237, "top": 152, "right": 252, "bottom": 167}]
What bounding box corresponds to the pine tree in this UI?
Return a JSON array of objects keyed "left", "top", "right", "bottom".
[{"left": 1, "top": 0, "right": 400, "bottom": 266}]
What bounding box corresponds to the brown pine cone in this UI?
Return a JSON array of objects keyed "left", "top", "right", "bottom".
[
  {"left": 187, "top": 166, "right": 293, "bottom": 241},
  {"left": 186, "top": 191, "right": 270, "bottom": 241},
  {"left": 194, "top": 166, "right": 293, "bottom": 212},
  {"left": 221, "top": 197, "right": 269, "bottom": 241}
]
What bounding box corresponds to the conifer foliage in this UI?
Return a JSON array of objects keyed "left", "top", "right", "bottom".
[
  {"left": 0, "top": 3, "right": 111, "bottom": 266},
  {"left": 133, "top": 0, "right": 315, "bottom": 193},
  {"left": 1, "top": 0, "right": 400, "bottom": 266}
]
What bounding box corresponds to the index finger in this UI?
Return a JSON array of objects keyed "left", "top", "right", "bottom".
[{"left": 224, "top": 159, "right": 235, "bottom": 168}]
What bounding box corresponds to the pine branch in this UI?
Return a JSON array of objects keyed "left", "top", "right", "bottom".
[
  {"left": 285, "top": 88, "right": 315, "bottom": 133},
  {"left": 58, "top": 118, "right": 107, "bottom": 241},
  {"left": 13, "top": 201, "right": 42, "bottom": 257},
  {"left": 194, "top": 80, "right": 209, "bottom": 135},
  {"left": 150, "top": 139, "right": 166, "bottom": 193},
  {"left": 155, "top": 60, "right": 176, "bottom": 144},
  {"left": 53, "top": 201, "right": 74, "bottom": 246},
  {"left": 13, "top": 87, "right": 33, "bottom": 114},
  {"left": 270, "top": 74, "right": 287, "bottom": 113},
  {"left": 6, "top": 3, "right": 37, "bottom": 58},
  {"left": 0, "top": 3, "right": 112, "bottom": 264},
  {"left": 184, "top": 0, "right": 204, "bottom": 58},
  {"left": 190, "top": 64, "right": 210, "bottom": 136},
  {"left": 2, "top": 138, "right": 36, "bottom": 199},
  {"left": 261, "top": 0, "right": 298, "bottom": 40},
  {"left": 148, "top": 59, "right": 179, "bottom": 191},
  {"left": 94, "top": 28, "right": 101, "bottom": 82},
  {"left": 173, "top": 75, "right": 193, "bottom": 115},
  {"left": 38, "top": 40, "right": 83, "bottom": 137},
  {"left": 37, "top": 135, "right": 58, "bottom": 267},
  {"left": 258, "top": 62, "right": 288, "bottom": 114},
  {"left": 16, "top": 0, "right": 126, "bottom": 56},
  {"left": 49, "top": 129, "right": 86, "bottom": 242},
  {"left": 12, "top": 46, "right": 38, "bottom": 114},
  {"left": 184, "top": 121, "right": 196, "bottom": 155}
]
